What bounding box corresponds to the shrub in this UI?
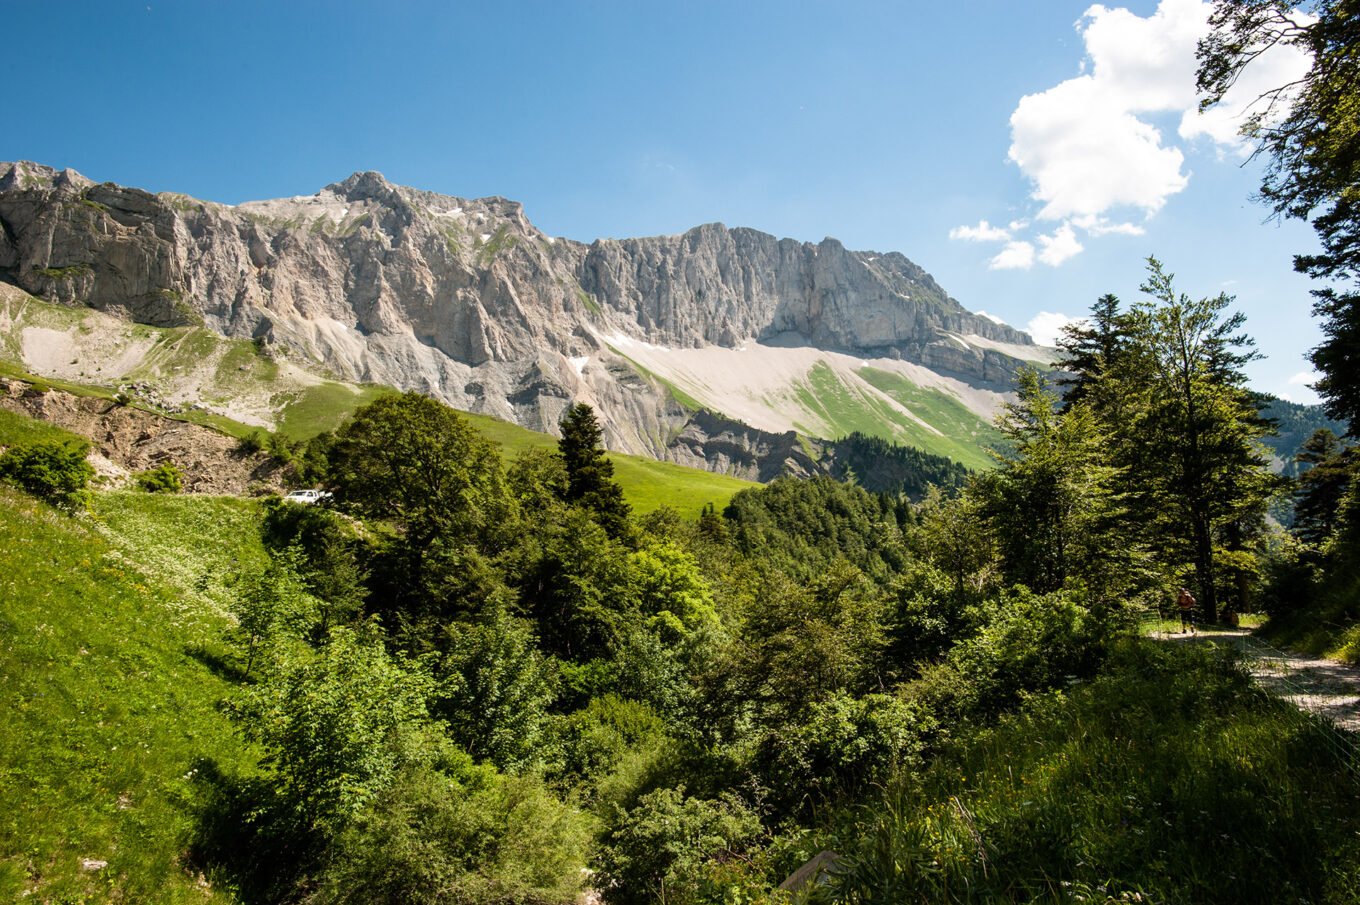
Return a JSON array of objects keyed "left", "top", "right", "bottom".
[
  {"left": 435, "top": 605, "right": 556, "bottom": 773},
  {"left": 308, "top": 760, "right": 592, "bottom": 905},
  {"left": 756, "top": 691, "right": 937, "bottom": 813},
  {"left": 943, "top": 586, "right": 1107, "bottom": 718},
  {"left": 598, "top": 786, "right": 764, "bottom": 905},
  {"left": 236, "top": 430, "right": 266, "bottom": 455},
  {"left": 549, "top": 694, "right": 673, "bottom": 811},
  {"left": 135, "top": 462, "right": 183, "bottom": 493},
  {"left": 224, "top": 627, "right": 429, "bottom": 834},
  {"left": 0, "top": 439, "right": 94, "bottom": 510},
  {"left": 828, "top": 640, "right": 1360, "bottom": 904}
]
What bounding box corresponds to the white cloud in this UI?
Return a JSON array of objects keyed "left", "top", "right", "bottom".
[
  {"left": 1027, "top": 311, "right": 1082, "bottom": 346},
  {"left": 961, "top": 0, "right": 1313, "bottom": 271},
  {"left": 1037, "top": 223, "right": 1084, "bottom": 266},
  {"left": 989, "top": 240, "right": 1036, "bottom": 271},
  {"left": 1278, "top": 370, "right": 1321, "bottom": 404},
  {"left": 976, "top": 310, "right": 1009, "bottom": 326},
  {"left": 1008, "top": 0, "right": 1209, "bottom": 222},
  {"left": 949, "top": 219, "right": 1011, "bottom": 242},
  {"left": 1071, "top": 213, "right": 1146, "bottom": 236},
  {"left": 1288, "top": 370, "right": 1318, "bottom": 387}
]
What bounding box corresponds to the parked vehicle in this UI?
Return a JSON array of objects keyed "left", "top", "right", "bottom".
[{"left": 282, "top": 489, "right": 332, "bottom": 505}]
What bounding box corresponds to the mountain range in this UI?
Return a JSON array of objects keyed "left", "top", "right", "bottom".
[{"left": 1, "top": 160, "right": 1052, "bottom": 476}]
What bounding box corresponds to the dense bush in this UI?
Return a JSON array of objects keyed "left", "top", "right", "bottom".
[
  {"left": 0, "top": 439, "right": 94, "bottom": 510},
  {"left": 306, "top": 760, "right": 592, "bottom": 905},
  {"left": 755, "top": 691, "right": 937, "bottom": 813},
  {"left": 135, "top": 461, "right": 183, "bottom": 493},
  {"left": 597, "top": 786, "right": 764, "bottom": 905},
  {"left": 931, "top": 586, "right": 1109, "bottom": 719}
]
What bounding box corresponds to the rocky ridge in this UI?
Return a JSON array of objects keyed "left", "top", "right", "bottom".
[{"left": 0, "top": 161, "right": 1039, "bottom": 476}]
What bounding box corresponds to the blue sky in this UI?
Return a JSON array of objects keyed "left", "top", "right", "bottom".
[{"left": 4, "top": 0, "right": 1324, "bottom": 402}]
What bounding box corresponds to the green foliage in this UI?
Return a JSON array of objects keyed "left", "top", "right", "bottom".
[
  {"left": 228, "top": 546, "right": 322, "bottom": 676},
  {"left": 136, "top": 461, "right": 184, "bottom": 493},
  {"left": 724, "top": 475, "right": 908, "bottom": 585},
  {"left": 308, "top": 761, "right": 591, "bottom": 905},
  {"left": 1292, "top": 428, "right": 1353, "bottom": 545},
  {"left": 225, "top": 626, "right": 432, "bottom": 835},
  {"left": 461, "top": 406, "right": 756, "bottom": 518},
  {"left": 1056, "top": 265, "right": 1277, "bottom": 621},
  {"left": 236, "top": 429, "right": 266, "bottom": 455},
  {"left": 559, "top": 402, "right": 632, "bottom": 538},
  {"left": 550, "top": 695, "right": 673, "bottom": 812},
  {"left": 825, "top": 431, "right": 971, "bottom": 500},
  {"left": 1199, "top": 0, "right": 1360, "bottom": 428},
  {"left": 979, "top": 369, "right": 1131, "bottom": 600},
  {"left": 435, "top": 604, "right": 556, "bottom": 772},
  {"left": 937, "top": 587, "right": 1108, "bottom": 718},
  {"left": 827, "top": 640, "right": 1360, "bottom": 904},
  {"left": 629, "top": 541, "right": 718, "bottom": 639},
  {"left": 0, "top": 438, "right": 93, "bottom": 510},
  {"left": 705, "top": 562, "right": 891, "bottom": 750},
  {"left": 756, "top": 691, "right": 936, "bottom": 813},
  {"left": 598, "top": 786, "right": 764, "bottom": 905},
  {"left": 328, "top": 391, "right": 513, "bottom": 555},
  {"left": 906, "top": 485, "right": 997, "bottom": 612},
  {"left": 1258, "top": 396, "right": 1348, "bottom": 479},
  {"left": 260, "top": 498, "right": 366, "bottom": 633}
]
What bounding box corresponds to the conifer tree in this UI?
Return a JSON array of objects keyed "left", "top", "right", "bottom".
[
  {"left": 1115, "top": 259, "right": 1275, "bottom": 621},
  {"left": 1293, "top": 428, "right": 1353, "bottom": 547},
  {"left": 558, "top": 402, "right": 631, "bottom": 538}
]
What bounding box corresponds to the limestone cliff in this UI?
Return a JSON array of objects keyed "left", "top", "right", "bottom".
[{"left": 0, "top": 161, "right": 1041, "bottom": 474}]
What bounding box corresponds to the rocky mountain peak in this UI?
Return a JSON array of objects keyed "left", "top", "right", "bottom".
[
  {"left": 0, "top": 161, "right": 93, "bottom": 194},
  {"left": 0, "top": 165, "right": 1048, "bottom": 475},
  {"left": 327, "top": 169, "right": 399, "bottom": 204}
]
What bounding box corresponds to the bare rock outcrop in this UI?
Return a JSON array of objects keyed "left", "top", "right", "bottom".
[{"left": 0, "top": 162, "right": 1037, "bottom": 474}]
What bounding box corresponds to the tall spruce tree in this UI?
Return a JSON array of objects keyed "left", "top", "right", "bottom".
[
  {"left": 558, "top": 402, "right": 631, "bottom": 538},
  {"left": 1294, "top": 428, "right": 1354, "bottom": 546}
]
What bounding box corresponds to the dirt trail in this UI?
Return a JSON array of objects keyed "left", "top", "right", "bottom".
[{"left": 1152, "top": 627, "right": 1360, "bottom": 732}]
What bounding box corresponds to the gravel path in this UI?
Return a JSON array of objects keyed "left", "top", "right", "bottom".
[{"left": 1152, "top": 627, "right": 1360, "bottom": 732}]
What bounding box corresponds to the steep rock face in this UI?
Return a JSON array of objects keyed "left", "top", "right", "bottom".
[
  {"left": 579, "top": 225, "right": 1028, "bottom": 364},
  {"left": 0, "top": 161, "right": 1037, "bottom": 472},
  {"left": 666, "top": 408, "right": 820, "bottom": 482}
]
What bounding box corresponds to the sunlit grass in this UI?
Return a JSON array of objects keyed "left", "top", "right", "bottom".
[
  {"left": 829, "top": 639, "right": 1360, "bottom": 904},
  {"left": 0, "top": 486, "right": 254, "bottom": 903}
]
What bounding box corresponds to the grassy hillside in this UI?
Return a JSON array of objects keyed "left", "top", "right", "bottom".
[
  {"left": 832, "top": 640, "right": 1360, "bottom": 903},
  {"left": 793, "top": 362, "right": 998, "bottom": 470},
  {"left": 0, "top": 408, "right": 85, "bottom": 447},
  {"left": 460, "top": 410, "right": 757, "bottom": 518},
  {"left": 0, "top": 488, "right": 263, "bottom": 903}
]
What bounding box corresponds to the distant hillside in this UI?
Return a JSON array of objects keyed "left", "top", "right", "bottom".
[{"left": 1260, "top": 395, "right": 1348, "bottom": 477}]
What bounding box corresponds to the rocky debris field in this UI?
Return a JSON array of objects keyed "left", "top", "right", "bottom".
[{"left": 0, "top": 378, "right": 285, "bottom": 495}]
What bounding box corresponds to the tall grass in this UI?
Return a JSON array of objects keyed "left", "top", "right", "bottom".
[
  {"left": 0, "top": 487, "right": 255, "bottom": 903},
  {"left": 825, "top": 639, "right": 1360, "bottom": 904}
]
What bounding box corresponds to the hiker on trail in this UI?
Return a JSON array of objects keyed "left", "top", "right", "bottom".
[{"left": 1177, "top": 587, "right": 1197, "bottom": 634}]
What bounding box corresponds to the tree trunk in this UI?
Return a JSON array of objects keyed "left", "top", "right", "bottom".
[{"left": 1192, "top": 514, "right": 1217, "bottom": 624}]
